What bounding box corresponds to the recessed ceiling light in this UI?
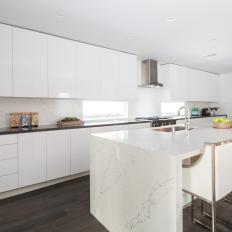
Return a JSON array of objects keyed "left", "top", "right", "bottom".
[
  {"left": 209, "top": 38, "right": 217, "bottom": 42},
  {"left": 166, "top": 17, "right": 177, "bottom": 22},
  {"left": 203, "top": 53, "right": 217, "bottom": 58},
  {"left": 127, "top": 37, "right": 137, "bottom": 40},
  {"left": 57, "top": 13, "right": 64, "bottom": 18}
]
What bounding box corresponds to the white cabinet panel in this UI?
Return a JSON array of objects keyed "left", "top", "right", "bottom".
[
  {"left": 0, "top": 159, "right": 17, "bottom": 176},
  {"left": 118, "top": 53, "right": 137, "bottom": 100},
  {"left": 47, "top": 130, "right": 71, "bottom": 180},
  {"left": 48, "top": 36, "right": 78, "bottom": 98},
  {"left": 0, "top": 144, "right": 17, "bottom": 161},
  {"left": 98, "top": 48, "right": 119, "bottom": 100},
  {"left": 0, "top": 24, "right": 13, "bottom": 97},
  {"left": 71, "top": 128, "right": 91, "bottom": 174},
  {"left": 99, "top": 51, "right": 137, "bottom": 100},
  {"left": 0, "top": 135, "right": 17, "bottom": 146},
  {"left": 159, "top": 64, "right": 219, "bottom": 102},
  {"left": 18, "top": 132, "right": 47, "bottom": 187},
  {"left": 0, "top": 174, "right": 18, "bottom": 193},
  {"left": 74, "top": 43, "right": 101, "bottom": 99},
  {"left": 13, "top": 27, "right": 48, "bottom": 97}
]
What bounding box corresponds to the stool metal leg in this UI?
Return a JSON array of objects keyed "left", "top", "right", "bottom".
[
  {"left": 212, "top": 202, "right": 216, "bottom": 232},
  {"left": 191, "top": 195, "right": 194, "bottom": 223},
  {"left": 211, "top": 144, "right": 216, "bottom": 232}
]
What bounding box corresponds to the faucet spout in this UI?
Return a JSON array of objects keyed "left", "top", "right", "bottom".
[{"left": 177, "top": 106, "right": 191, "bottom": 130}]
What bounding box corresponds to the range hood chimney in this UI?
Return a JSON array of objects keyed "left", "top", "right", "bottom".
[{"left": 139, "top": 59, "right": 163, "bottom": 88}]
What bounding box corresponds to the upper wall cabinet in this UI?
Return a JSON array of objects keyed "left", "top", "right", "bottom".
[
  {"left": 0, "top": 24, "right": 137, "bottom": 99},
  {"left": 0, "top": 24, "right": 13, "bottom": 97},
  {"left": 118, "top": 52, "right": 137, "bottom": 100},
  {"left": 13, "top": 28, "right": 48, "bottom": 97},
  {"left": 48, "top": 36, "right": 78, "bottom": 98},
  {"left": 98, "top": 49, "right": 137, "bottom": 100},
  {"left": 159, "top": 64, "right": 219, "bottom": 102},
  {"left": 73, "top": 42, "right": 101, "bottom": 99}
]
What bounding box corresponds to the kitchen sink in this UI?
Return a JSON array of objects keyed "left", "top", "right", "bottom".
[{"left": 154, "top": 126, "right": 194, "bottom": 132}]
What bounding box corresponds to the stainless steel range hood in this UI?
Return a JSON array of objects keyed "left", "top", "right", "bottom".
[{"left": 139, "top": 59, "right": 163, "bottom": 88}]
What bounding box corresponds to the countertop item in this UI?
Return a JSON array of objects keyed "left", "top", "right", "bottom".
[{"left": 0, "top": 119, "right": 150, "bottom": 136}]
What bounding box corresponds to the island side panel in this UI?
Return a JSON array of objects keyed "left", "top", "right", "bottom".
[{"left": 90, "top": 135, "right": 178, "bottom": 232}]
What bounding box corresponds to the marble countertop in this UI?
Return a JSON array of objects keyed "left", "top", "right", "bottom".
[{"left": 92, "top": 126, "right": 232, "bottom": 159}]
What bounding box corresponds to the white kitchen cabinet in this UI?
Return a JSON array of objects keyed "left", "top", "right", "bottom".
[
  {"left": 13, "top": 27, "right": 48, "bottom": 97},
  {"left": 47, "top": 130, "right": 71, "bottom": 180},
  {"left": 98, "top": 50, "right": 137, "bottom": 100},
  {"left": 74, "top": 43, "right": 101, "bottom": 99},
  {"left": 0, "top": 144, "right": 17, "bottom": 161},
  {"left": 0, "top": 159, "right": 17, "bottom": 176},
  {"left": 0, "top": 174, "right": 18, "bottom": 193},
  {"left": 0, "top": 134, "right": 17, "bottom": 146},
  {"left": 70, "top": 128, "right": 91, "bottom": 174},
  {"left": 159, "top": 64, "right": 219, "bottom": 102},
  {"left": 118, "top": 53, "right": 137, "bottom": 100},
  {"left": 98, "top": 48, "right": 119, "bottom": 100},
  {"left": 48, "top": 36, "right": 79, "bottom": 98},
  {"left": 0, "top": 24, "right": 13, "bottom": 97},
  {"left": 18, "top": 132, "right": 47, "bottom": 187},
  {"left": 71, "top": 123, "right": 150, "bottom": 174}
]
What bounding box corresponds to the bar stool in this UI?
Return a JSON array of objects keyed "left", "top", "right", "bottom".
[{"left": 182, "top": 141, "right": 232, "bottom": 232}]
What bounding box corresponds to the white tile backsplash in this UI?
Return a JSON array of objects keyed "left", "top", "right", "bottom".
[{"left": 0, "top": 98, "right": 82, "bottom": 128}]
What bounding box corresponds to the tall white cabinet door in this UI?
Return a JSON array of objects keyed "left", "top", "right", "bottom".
[
  {"left": 98, "top": 48, "right": 119, "bottom": 100},
  {"left": 48, "top": 36, "right": 78, "bottom": 98},
  {"left": 74, "top": 43, "right": 101, "bottom": 99},
  {"left": 70, "top": 128, "right": 91, "bottom": 174},
  {"left": 13, "top": 28, "right": 48, "bottom": 97},
  {"left": 18, "top": 132, "right": 47, "bottom": 187},
  {"left": 118, "top": 53, "right": 137, "bottom": 100},
  {"left": 0, "top": 24, "right": 13, "bottom": 97},
  {"left": 47, "top": 130, "right": 71, "bottom": 180}
]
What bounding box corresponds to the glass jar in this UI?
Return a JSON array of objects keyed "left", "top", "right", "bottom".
[
  {"left": 31, "top": 112, "right": 39, "bottom": 127},
  {"left": 21, "top": 112, "right": 30, "bottom": 127},
  {"left": 10, "top": 113, "right": 21, "bottom": 128}
]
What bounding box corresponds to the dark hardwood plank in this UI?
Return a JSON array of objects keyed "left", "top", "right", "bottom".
[{"left": 0, "top": 176, "right": 231, "bottom": 232}]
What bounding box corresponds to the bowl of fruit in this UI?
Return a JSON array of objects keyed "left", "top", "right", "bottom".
[{"left": 212, "top": 118, "right": 231, "bottom": 129}]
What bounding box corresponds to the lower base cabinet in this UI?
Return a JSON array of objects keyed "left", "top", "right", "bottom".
[
  {"left": 71, "top": 128, "right": 91, "bottom": 174},
  {"left": 0, "top": 174, "right": 18, "bottom": 193},
  {"left": 18, "top": 132, "right": 47, "bottom": 187},
  {"left": 0, "top": 123, "right": 150, "bottom": 194},
  {"left": 46, "top": 130, "right": 71, "bottom": 180}
]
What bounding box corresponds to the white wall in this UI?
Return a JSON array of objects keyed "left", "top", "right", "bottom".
[
  {"left": 219, "top": 73, "right": 232, "bottom": 118},
  {"left": 0, "top": 98, "right": 82, "bottom": 128},
  {"left": 128, "top": 87, "right": 166, "bottom": 118}
]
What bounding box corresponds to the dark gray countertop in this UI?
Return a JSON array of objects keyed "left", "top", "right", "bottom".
[
  {"left": 0, "top": 119, "right": 150, "bottom": 135},
  {"left": 0, "top": 115, "right": 227, "bottom": 136}
]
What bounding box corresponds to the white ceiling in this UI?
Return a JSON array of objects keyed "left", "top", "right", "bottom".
[{"left": 0, "top": 0, "right": 232, "bottom": 74}]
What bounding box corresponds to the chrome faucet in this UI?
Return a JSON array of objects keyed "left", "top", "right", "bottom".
[{"left": 177, "top": 106, "right": 191, "bottom": 130}]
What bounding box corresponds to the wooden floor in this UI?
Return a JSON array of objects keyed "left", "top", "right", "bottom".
[{"left": 0, "top": 176, "right": 231, "bottom": 232}]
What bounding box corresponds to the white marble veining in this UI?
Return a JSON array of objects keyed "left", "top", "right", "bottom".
[
  {"left": 92, "top": 127, "right": 232, "bottom": 159},
  {"left": 90, "top": 136, "right": 177, "bottom": 232},
  {"left": 90, "top": 126, "right": 232, "bottom": 232}
]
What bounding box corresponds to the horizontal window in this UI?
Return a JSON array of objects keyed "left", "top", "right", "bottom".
[{"left": 83, "top": 101, "right": 128, "bottom": 121}]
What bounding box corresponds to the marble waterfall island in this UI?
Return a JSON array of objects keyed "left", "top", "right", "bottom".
[{"left": 90, "top": 127, "right": 232, "bottom": 232}]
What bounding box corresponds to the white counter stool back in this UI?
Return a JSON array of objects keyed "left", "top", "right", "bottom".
[{"left": 182, "top": 141, "right": 232, "bottom": 232}]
